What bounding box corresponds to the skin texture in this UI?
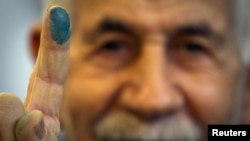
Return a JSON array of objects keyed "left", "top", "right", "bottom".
[
  {"left": 0, "top": 5, "right": 70, "bottom": 141},
  {"left": 0, "top": 0, "right": 243, "bottom": 141},
  {"left": 0, "top": 94, "right": 25, "bottom": 141},
  {"left": 24, "top": 5, "right": 70, "bottom": 139},
  {"left": 60, "top": 0, "right": 241, "bottom": 141}
]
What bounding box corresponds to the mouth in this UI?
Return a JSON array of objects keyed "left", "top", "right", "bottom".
[{"left": 93, "top": 111, "right": 202, "bottom": 141}]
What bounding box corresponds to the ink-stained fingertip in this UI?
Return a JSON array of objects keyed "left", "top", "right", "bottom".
[{"left": 49, "top": 6, "right": 71, "bottom": 45}]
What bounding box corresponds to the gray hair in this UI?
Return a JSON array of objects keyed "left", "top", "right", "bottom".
[
  {"left": 42, "top": 0, "right": 250, "bottom": 123},
  {"left": 42, "top": 0, "right": 250, "bottom": 64}
]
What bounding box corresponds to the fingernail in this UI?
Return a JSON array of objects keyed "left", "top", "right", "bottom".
[
  {"left": 50, "top": 7, "right": 71, "bottom": 45},
  {"left": 34, "top": 115, "right": 45, "bottom": 140}
]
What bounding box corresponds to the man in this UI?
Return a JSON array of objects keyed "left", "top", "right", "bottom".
[{"left": 0, "top": 0, "right": 249, "bottom": 141}]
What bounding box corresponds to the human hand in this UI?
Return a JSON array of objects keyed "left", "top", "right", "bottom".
[{"left": 0, "top": 5, "right": 71, "bottom": 141}]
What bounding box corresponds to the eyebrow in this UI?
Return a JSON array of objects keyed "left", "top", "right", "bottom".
[
  {"left": 86, "top": 18, "right": 225, "bottom": 46},
  {"left": 172, "top": 23, "right": 224, "bottom": 44},
  {"left": 86, "top": 17, "right": 136, "bottom": 41}
]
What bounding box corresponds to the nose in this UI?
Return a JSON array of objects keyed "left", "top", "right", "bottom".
[{"left": 119, "top": 39, "right": 184, "bottom": 120}]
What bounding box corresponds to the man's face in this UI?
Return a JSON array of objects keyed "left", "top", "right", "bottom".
[{"left": 61, "top": 0, "right": 240, "bottom": 140}]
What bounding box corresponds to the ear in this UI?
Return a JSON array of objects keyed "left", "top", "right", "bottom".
[{"left": 29, "top": 22, "right": 42, "bottom": 62}]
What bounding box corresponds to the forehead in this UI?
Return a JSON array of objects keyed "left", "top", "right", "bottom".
[
  {"left": 74, "top": 0, "right": 234, "bottom": 33},
  {"left": 77, "top": 0, "right": 232, "bottom": 9},
  {"left": 75, "top": 0, "right": 233, "bottom": 16}
]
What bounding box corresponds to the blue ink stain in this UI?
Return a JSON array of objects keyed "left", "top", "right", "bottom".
[{"left": 50, "top": 7, "right": 71, "bottom": 45}]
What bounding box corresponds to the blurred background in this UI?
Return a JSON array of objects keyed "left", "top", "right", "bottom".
[
  {"left": 0, "top": 0, "right": 249, "bottom": 124},
  {"left": 0, "top": 0, "right": 42, "bottom": 101}
]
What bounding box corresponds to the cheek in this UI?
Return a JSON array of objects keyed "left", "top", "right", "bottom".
[
  {"left": 176, "top": 71, "right": 235, "bottom": 125},
  {"left": 63, "top": 68, "right": 124, "bottom": 127}
]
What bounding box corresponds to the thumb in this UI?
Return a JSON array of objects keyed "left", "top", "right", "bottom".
[{"left": 15, "top": 110, "right": 46, "bottom": 141}]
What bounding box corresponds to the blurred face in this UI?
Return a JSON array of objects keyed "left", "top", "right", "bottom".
[{"left": 61, "top": 0, "right": 240, "bottom": 140}]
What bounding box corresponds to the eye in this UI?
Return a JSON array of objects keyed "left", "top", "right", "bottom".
[
  {"left": 184, "top": 42, "right": 206, "bottom": 53},
  {"left": 169, "top": 37, "right": 216, "bottom": 69},
  {"left": 89, "top": 38, "right": 134, "bottom": 69},
  {"left": 102, "top": 40, "right": 126, "bottom": 52},
  {"left": 85, "top": 33, "right": 138, "bottom": 69}
]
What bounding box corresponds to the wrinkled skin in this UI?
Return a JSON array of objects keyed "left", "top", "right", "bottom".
[
  {"left": 0, "top": 5, "right": 70, "bottom": 141},
  {"left": 61, "top": 0, "right": 241, "bottom": 141},
  {"left": 0, "top": 0, "right": 242, "bottom": 141}
]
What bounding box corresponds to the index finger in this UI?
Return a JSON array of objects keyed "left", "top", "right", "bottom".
[{"left": 24, "top": 5, "right": 71, "bottom": 136}]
